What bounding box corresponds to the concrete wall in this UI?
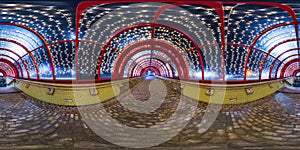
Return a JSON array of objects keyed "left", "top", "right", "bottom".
[
  {"left": 5, "top": 77, "right": 15, "bottom": 87},
  {"left": 284, "top": 77, "right": 294, "bottom": 87},
  {"left": 8, "top": 77, "right": 285, "bottom": 106},
  {"left": 182, "top": 80, "right": 284, "bottom": 104},
  {"left": 14, "top": 80, "right": 121, "bottom": 106}
]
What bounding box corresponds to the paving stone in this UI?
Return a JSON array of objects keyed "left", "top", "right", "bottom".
[
  {"left": 0, "top": 79, "right": 299, "bottom": 149},
  {"left": 251, "top": 126, "right": 262, "bottom": 132},
  {"left": 276, "top": 130, "right": 293, "bottom": 134},
  {"left": 263, "top": 136, "right": 284, "bottom": 141},
  {"left": 228, "top": 133, "right": 238, "bottom": 140},
  {"left": 13, "top": 129, "right": 29, "bottom": 134}
]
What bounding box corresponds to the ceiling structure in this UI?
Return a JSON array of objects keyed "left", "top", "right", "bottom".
[{"left": 0, "top": 0, "right": 299, "bottom": 83}]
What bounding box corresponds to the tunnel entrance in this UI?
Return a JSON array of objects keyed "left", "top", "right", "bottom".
[
  {"left": 0, "top": 75, "right": 5, "bottom": 87},
  {"left": 291, "top": 71, "right": 300, "bottom": 87},
  {"left": 144, "top": 70, "right": 157, "bottom": 80},
  {"left": 145, "top": 70, "right": 155, "bottom": 77},
  {"left": 294, "top": 72, "right": 300, "bottom": 87}
]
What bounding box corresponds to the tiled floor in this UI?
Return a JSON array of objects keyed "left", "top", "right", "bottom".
[{"left": 0, "top": 79, "right": 299, "bottom": 149}]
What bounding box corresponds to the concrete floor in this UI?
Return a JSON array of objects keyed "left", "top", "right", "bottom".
[{"left": 0, "top": 79, "right": 300, "bottom": 149}]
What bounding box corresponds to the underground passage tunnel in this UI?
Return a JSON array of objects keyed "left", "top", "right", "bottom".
[{"left": 0, "top": 0, "right": 300, "bottom": 149}]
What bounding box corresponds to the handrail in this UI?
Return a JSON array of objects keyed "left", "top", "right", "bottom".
[
  {"left": 8, "top": 76, "right": 288, "bottom": 90},
  {"left": 12, "top": 77, "right": 142, "bottom": 90},
  {"left": 284, "top": 78, "right": 294, "bottom": 86},
  {"left": 158, "top": 76, "right": 286, "bottom": 89},
  {"left": 6, "top": 79, "right": 15, "bottom": 86}
]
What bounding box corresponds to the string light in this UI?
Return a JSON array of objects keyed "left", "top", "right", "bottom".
[
  {"left": 0, "top": 3, "right": 74, "bottom": 79},
  {"left": 0, "top": 2, "right": 299, "bottom": 81}
]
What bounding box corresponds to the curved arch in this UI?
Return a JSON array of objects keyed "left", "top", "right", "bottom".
[
  {"left": 76, "top": 2, "right": 222, "bottom": 82},
  {"left": 0, "top": 54, "right": 23, "bottom": 78},
  {"left": 0, "top": 66, "right": 12, "bottom": 77},
  {"left": 244, "top": 22, "right": 300, "bottom": 82},
  {"left": 259, "top": 38, "right": 299, "bottom": 81},
  {"left": 275, "top": 55, "right": 300, "bottom": 78},
  {"left": 293, "top": 69, "right": 300, "bottom": 77},
  {"left": 269, "top": 48, "right": 300, "bottom": 79},
  {"left": 285, "top": 63, "right": 299, "bottom": 77},
  {"left": 153, "top": 1, "right": 225, "bottom": 81},
  {"left": 0, "top": 48, "right": 29, "bottom": 78},
  {"left": 76, "top": 1, "right": 299, "bottom": 83},
  {"left": 199, "top": 42, "right": 279, "bottom": 60},
  {"left": 199, "top": 42, "right": 282, "bottom": 80},
  {"left": 0, "top": 69, "right": 7, "bottom": 77},
  {"left": 28, "top": 39, "right": 121, "bottom": 83},
  {"left": 97, "top": 23, "right": 204, "bottom": 82},
  {"left": 230, "top": 2, "right": 299, "bottom": 82},
  {"left": 127, "top": 53, "right": 175, "bottom": 78},
  {"left": 111, "top": 40, "right": 190, "bottom": 80},
  {"left": 131, "top": 58, "right": 172, "bottom": 77},
  {"left": 0, "top": 22, "right": 56, "bottom": 80},
  {"left": 0, "top": 58, "right": 19, "bottom": 78},
  {"left": 140, "top": 66, "right": 161, "bottom": 77},
  {"left": 152, "top": 1, "right": 299, "bottom": 82},
  {"left": 134, "top": 61, "right": 163, "bottom": 77},
  {"left": 0, "top": 38, "right": 38, "bottom": 79},
  {"left": 130, "top": 57, "right": 173, "bottom": 78},
  {"left": 117, "top": 48, "right": 182, "bottom": 79},
  {"left": 280, "top": 58, "right": 300, "bottom": 78}
]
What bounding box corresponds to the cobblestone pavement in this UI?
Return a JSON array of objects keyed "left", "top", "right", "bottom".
[{"left": 0, "top": 78, "right": 299, "bottom": 149}]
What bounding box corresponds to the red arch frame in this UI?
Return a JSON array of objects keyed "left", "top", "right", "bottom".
[
  {"left": 0, "top": 54, "right": 23, "bottom": 78},
  {"left": 285, "top": 63, "right": 299, "bottom": 77},
  {"left": 76, "top": 0, "right": 299, "bottom": 82},
  {"left": 0, "top": 59, "right": 19, "bottom": 78},
  {"left": 127, "top": 53, "right": 175, "bottom": 78},
  {"left": 0, "top": 38, "right": 39, "bottom": 79},
  {"left": 269, "top": 48, "right": 300, "bottom": 79},
  {"left": 135, "top": 62, "right": 163, "bottom": 76},
  {"left": 111, "top": 39, "right": 190, "bottom": 80},
  {"left": 115, "top": 42, "right": 184, "bottom": 79},
  {"left": 280, "top": 58, "right": 300, "bottom": 78},
  {"left": 140, "top": 66, "right": 161, "bottom": 77},
  {"left": 0, "top": 48, "right": 28, "bottom": 78},
  {"left": 97, "top": 23, "right": 203, "bottom": 82},
  {"left": 276, "top": 55, "right": 300, "bottom": 77},
  {"left": 244, "top": 22, "right": 300, "bottom": 82},
  {"left": 0, "top": 22, "right": 56, "bottom": 80},
  {"left": 199, "top": 42, "right": 281, "bottom": 81},
  {"left": 76, "top": 1, "right": 225, "bottom": 82},
  {"left": 0, "top": 69, "right": 7, "bottom": 77},
  {"left": 258, "top": 38, "right": 299, "bottom": 81},
  {"left": 132, "top": 58, "right": 171, "bottom": 77},
  {"left": 274, "top": 55, "right": 300, "bottom": 78},
  {"left": 225, "top": 3, "right": 299, "bottom": 82},
  {"left": 293, "top": 69, "right": 300, "bottom": 77}
]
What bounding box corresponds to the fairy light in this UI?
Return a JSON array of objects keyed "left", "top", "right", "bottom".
[{"left": 0, "top": 3, "right": 74, "bottom": 79}]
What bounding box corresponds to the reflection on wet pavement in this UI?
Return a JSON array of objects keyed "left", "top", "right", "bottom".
[{"left": 0, "top": 79, "right": 299, "bottom": 149}]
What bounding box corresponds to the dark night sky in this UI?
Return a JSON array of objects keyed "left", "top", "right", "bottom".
[{"left": 0, "top": 0, "right": 298, "bottom": 17}]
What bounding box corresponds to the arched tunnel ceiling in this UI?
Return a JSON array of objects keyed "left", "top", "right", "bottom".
[
  {"left": 0, "top": 2, "right": 75, "bottom": 80},
  {"left": 0, "top": 1, "right": 300, "bottom": 83}
]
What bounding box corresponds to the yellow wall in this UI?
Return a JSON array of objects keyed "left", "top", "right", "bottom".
[
  {"left": 9, "top": 77, "right": 285, "bottom": 106},
  {"left": 183, "top": 80, "right": 284, "bottom": 104},
  {"left": 15, "top": 81, "right": 120, "bottom": 106}
]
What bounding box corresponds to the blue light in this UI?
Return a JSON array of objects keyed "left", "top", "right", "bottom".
[
  {"left": 0, "top": 25, "right": 44, "bottom": 51},
  {"left": 146, "top": 70, "right": 155, "bottom": 77},
  {"left": 145, "top": 70, "right": 156, "bottom": 80}
]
